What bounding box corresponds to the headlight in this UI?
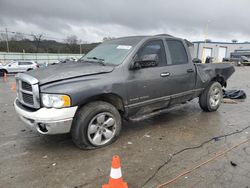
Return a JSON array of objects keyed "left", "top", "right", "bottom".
[{"left": 41, "top": 94, "right": 71, "bottom": 108}]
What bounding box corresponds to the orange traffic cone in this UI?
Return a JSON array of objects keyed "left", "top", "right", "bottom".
[
  {"left": 102, "top": 155, "right": 128, "bottom": 188},
  {"left": 11, "top": 82, "right": 16, "bottom": 91}
]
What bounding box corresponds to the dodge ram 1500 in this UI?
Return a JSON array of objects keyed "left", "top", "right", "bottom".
[{"left": 14, "top": 34, "right": 235, "bottom": 149}]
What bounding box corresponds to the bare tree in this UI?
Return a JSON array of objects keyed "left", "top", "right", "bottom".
[
  {"left": 65, "top": 35, "right": 79, "bottom": 53},
  {"left": 0, "top": 33, "right": 5, "bottom": 42},
  {"left": 32, "top": 34, "right": 43, "bottom": 53},
  {"left": 11, "top": 32, "right": 25, "bottom": 41}
]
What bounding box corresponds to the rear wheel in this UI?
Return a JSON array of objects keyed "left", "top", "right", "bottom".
[
  {"left": 199, "top": 81, "right": 222, "bottom": 112},
  {"left": 71, "top": 101, "right": 122, "bottom": 149}
]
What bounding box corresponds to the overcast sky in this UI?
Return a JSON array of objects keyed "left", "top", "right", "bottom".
[{"left": 0, "top": 0, "right": 250, "bottom": 43}]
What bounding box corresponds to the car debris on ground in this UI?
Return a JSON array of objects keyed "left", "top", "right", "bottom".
[{"left": 223, "top": 89, "right": 246, "bottom": 99}]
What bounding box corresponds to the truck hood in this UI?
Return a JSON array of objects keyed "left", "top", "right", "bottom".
[{"left": 26, "top": 62, "right": 114, "bottom": 85}]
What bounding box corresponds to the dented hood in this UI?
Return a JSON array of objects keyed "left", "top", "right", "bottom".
[{"left": 27, "top": 62, "right": 114, "bottom": 85}]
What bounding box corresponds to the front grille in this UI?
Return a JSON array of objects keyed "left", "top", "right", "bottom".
[
  {"left": 22, "top": 81, "right": 32, "bottom": 91},
  {"left": 22, "top": 92, "right": 34, "bottom": 105},
  {"left": 16, "top": 74, "right": 40, "bottom": 109}
]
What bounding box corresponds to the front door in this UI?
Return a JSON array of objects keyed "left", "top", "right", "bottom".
[
  {"left": 7, "top": 62, "right": 18, "bottom": 73},
  {"left": 126, "top": 39, "right": 170, "bottom": 116}
]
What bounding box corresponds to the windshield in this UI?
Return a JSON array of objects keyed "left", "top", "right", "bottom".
[{"left": 79, "top": 38, "right": 142, "bottom": 65}]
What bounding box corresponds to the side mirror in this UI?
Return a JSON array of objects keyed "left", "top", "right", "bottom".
[
  {"left": 192, "top": 58, "right": 202, "bottom": 64},
  {"left": 130, "top": 54, "right": 158, "bottom": 70},
  {"left": 140, "top": 54, "right": 158, "bottom": 63}
]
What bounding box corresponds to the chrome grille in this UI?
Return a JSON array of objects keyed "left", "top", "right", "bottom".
[
  {"left": 16, "top": 73, "right": 40, "bottom": 109},
  {"left": 22, "top": 92, "right": 34, "bottom": 104},
  {"left": 21, "top": 81, "right": 32, "bottom": 91}
]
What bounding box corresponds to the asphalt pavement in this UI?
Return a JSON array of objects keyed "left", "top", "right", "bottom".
[{"left": 0, "top": 66, "right": 250, "bottom": 188}]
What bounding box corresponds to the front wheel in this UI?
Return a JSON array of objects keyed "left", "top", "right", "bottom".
[
  {"left": 71, "top": 101, "right": 122, "bottom": 149},
  {"left": 1, "top": 69, "right": 8, "bottom": 76},
  {"left": 199, "top": 81, "right": 223, "bottom": 112}
]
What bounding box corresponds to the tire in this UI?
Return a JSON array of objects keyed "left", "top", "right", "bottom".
[
  {"left": 71, "top": 101, "right": 122, "bottom": 149},
  {"left": 1, "top": 69, "right": 8, "bottom": 76},
  {"left": 27, "top": 68, "right": 33, "bottom": 71},
  {"left": 199, "top": 81, "right": 223, "bottom": 112}
]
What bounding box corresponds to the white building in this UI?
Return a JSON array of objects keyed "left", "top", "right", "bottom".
[{"left": 192, "top": 41, "right": 250, "bottom": 63}]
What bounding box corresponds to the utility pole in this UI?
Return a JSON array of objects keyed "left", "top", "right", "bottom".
[
  {"left": 79, "top": 39, "right": 82, "bottom": 54},
  {"left": 80, "top": 43, "right": 82, "bottom": 54},
  {"left": 5, "top": 28, "right": 10, "bottom": 53},
  {"left": 202, "top": 20, "right": 210, "bottom": 63}
]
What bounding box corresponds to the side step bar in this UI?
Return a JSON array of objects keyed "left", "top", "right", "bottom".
[{"left": 128, "top": 102, "right": 189, "bottom": 122}]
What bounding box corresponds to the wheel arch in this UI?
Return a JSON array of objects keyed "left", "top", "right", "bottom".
[
  {"left": 212, "top": 75, "right": 226, "bottom": 87},
  {"left": 79, "top": 93, "right": 126, "bottom": 113},
  {"left": 2, "top": 69, "right": 8, "bottom": 74}
]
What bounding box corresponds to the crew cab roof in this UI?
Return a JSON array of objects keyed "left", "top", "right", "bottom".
[
  {"left": 105, "top": 34, "right": 192, "bottom": 48},
  {"left": 110, "top": 34, "right": 176, "bottom": 41},
  {"left": 103, "top": 34, "right": 175, "bottom": 46}
]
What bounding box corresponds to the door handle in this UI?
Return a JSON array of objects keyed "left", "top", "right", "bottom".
[
  {"left": 160, "top": 72, "right": 170, "bottom": 77},
  {"left": 187, "top": 68, "right": 194, "bottom": 73}
]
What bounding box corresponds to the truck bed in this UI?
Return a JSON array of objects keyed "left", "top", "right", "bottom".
[{"left": 195, "top": 63, "right": 235, "bottom": 89}]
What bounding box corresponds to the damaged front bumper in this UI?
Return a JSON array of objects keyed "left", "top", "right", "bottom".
[{"left": 14, "top": 99, "right": 78, "bottom": 134}]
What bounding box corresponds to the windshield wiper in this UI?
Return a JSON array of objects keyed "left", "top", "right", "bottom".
[
  {"left": 86, "top": 57, "right": 106, "bottom": 66},
  {"left": 87, "top": 56, "right": 104, "bottom": 61}
]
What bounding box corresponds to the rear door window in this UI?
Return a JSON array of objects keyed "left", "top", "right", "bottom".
[
  {"left": 18, "top": 62, "right": 32, "bottom": 66},
  {"left": 166, "top": 40, "right": 188, "bottom": 65}
]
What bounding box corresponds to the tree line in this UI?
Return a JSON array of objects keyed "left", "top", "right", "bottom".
[{"left": 0, "top": 33, "right": 101, "bottom": 54}]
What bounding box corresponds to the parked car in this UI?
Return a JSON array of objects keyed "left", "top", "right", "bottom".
[
  {"left": 241, "top": 56, "right": 250, "bottom": 65},
  {"left": 51, "top": 58, "right": 78, "bottom": 65},
  {"left": 0, "top": 61, "right": 38, "bottom": 74},
  {"left": 14, "top": 35, "right": 235, "bottom": 149}
]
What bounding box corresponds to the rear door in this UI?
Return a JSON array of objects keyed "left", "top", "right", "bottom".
[
  {"left": 18, "top": 62, "right": 31, "bottom": 72},
  {"left": 164, "top": 39, "right": 196, "bottom": 105}
]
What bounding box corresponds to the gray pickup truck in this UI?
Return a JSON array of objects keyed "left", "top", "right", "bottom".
[{"left": 14, "top": 34, "right": 235, "bottom": 149}]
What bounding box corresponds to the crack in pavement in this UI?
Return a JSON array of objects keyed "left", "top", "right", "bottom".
[{"left": 141, "top": 125, "right": 250, "bottom": 187}]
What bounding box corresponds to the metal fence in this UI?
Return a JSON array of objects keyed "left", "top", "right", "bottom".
[{"left": 0, "top": 52, "right": 83, "bottom": 65}]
